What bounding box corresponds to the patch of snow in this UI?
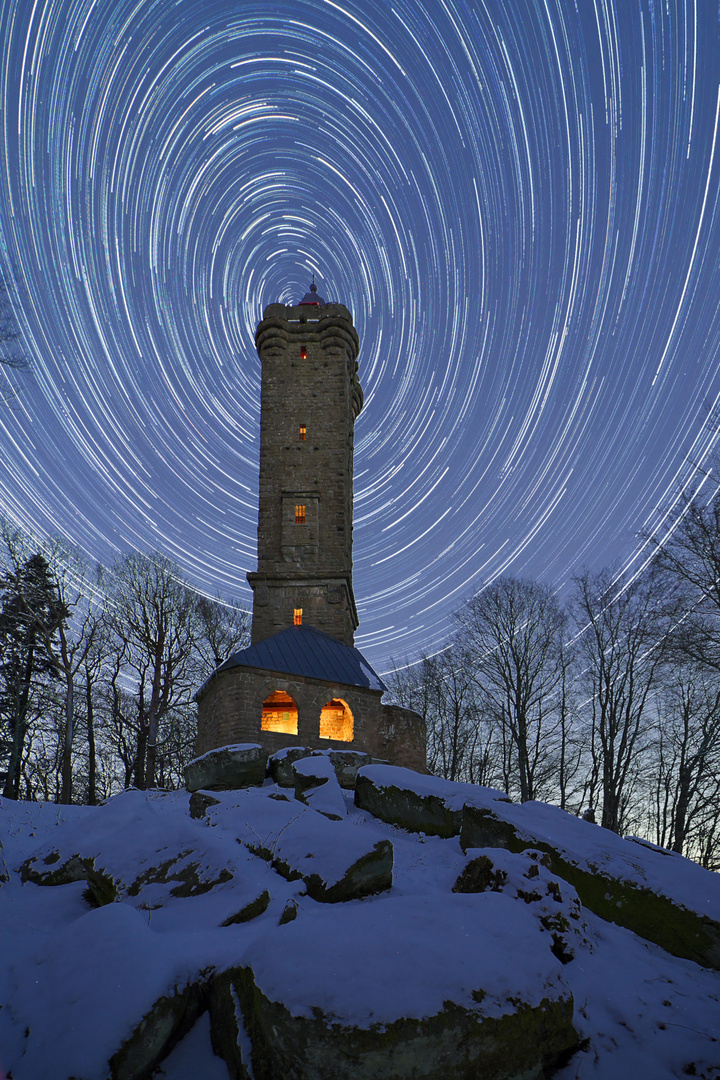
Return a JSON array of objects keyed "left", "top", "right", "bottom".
[{"left": 2, "top": 779, "right": 720, "bottom": 1079}]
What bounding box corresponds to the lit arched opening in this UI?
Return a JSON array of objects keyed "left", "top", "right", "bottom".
[
  {"left": 319, "top": 698, "right": 354, "bottom": 743},
  {"left": 261, "top": 690, "right": 298, "bottom": 735}
]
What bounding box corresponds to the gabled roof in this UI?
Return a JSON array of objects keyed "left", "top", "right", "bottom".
[{"left": 201, "top": 624, "right": 387, "bottom": 694}]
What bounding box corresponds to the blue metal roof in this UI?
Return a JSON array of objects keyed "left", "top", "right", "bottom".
[{"left": 204, "top": 625, "right": 387, "bottom": 693}]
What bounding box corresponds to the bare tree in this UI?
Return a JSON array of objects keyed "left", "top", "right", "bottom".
[
  {"left": 193, "top": 594, "right": 251, "bottom": 672},
  {"left": 455, "top": 577, "right": 567, "bottom": 802},
  {"left": 647, "top": 485, "right": 720, "bottom": 673},
  {"left": 103, "top": 554, "right": 250, "bottom": 791},
  {"left": 105, "top": 552, "right": 200, "bottom": 790},
  {"left": 649, "top": 664, "right": 720, "bottom": 857},
  {"left": 387, "top": 647, "right": 492, "bottom": 784},
  {"left": 572, "top": 568, "right": 670, "bottom": 833},
  {"left": 29, "top": 546, "right": 105, "bottom": 804}
]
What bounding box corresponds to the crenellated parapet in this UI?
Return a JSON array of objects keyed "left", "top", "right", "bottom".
[{"left": 255, "top": 304, "right": 363, "bottom": 420}]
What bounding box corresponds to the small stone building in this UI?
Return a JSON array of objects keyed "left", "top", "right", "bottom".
[{"left": 195, "top": 281, "right": 425, "bottom": 770}]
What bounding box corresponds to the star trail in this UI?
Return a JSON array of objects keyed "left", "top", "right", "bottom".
[{"left": 1, "top": 0, "right": 720, "bottom": 670}]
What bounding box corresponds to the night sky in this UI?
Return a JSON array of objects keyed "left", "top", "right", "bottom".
[{"left": 1, "top": 0, "right": 720, "bottom": 672}]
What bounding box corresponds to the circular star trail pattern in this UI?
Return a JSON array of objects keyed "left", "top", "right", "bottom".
[{"left": 1, "top": 0, "right": 720, "bottom": 669}]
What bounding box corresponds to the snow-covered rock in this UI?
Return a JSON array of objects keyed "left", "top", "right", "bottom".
[
  {"left": 460, "top": 795, "right": 720, "bottom": 971},
  {"left": 212, "top": 892, "right": 578, "bottom": 1079},
  {"left": 355, "top": 763, "right": 510, "bottom": 837},
  {"left": 291, "top": 754, "right": 348, "bottom": 819},
  {"left": 2, "top": 766, "right": 720, "bottom": 1079},
  {"left": 184, "top": 743, "right": 267, "bottom": 791}
]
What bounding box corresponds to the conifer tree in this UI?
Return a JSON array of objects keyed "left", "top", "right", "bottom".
[{"left": 0, "top": 551, "right": 67, "bottom": 798}]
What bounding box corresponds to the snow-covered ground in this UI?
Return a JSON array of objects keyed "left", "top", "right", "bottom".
[{"left": 1, "top": 774, "right": 719, "bottom": 1079}]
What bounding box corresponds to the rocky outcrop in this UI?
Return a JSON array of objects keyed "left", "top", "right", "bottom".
[
  {"left": 354, "top": 764, "right": 509, "bottom": 838},
  {"left": 460, "top": 799, "right": 720, "bottom": 971},
  {"left": 353, "top": 763, "right": 720, "bottom": 973},
  {"left": 9, "top": 760, "right": 720, "bottom": 1079},
  {"left": 209, "top": 892, "right": 579, "bottom": 1080}
]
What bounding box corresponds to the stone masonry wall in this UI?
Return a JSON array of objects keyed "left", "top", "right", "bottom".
[
  {"left": 248, "top": 579, "right": 356, "bottom": 644},
  {"left": 196, "top": 665, "right": 427, "bottom": 771},
  {"left": 376, "top": 704, "right": 428, "bottom": 773},
  {"left": 196, "top": 664, "right": 383, "bottom": 758}
]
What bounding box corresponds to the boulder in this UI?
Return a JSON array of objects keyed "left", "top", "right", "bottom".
[
  {"left": 216, "top": 971, "right": 575, "bottom": 1080},
  {"left": 325, "top": 749, "right": 372, "bottom": 789},
  {"left": 292, "top": 756, "right": 347, "bottom": 820},
  {"left": 253, "top": 830, "right": 393, "bottom": 905},
  {"left": 110, "top": 977, "right": 209, "bottom": 1080},
  {"left": 184, "top": 744, "right": 267, "bottom": 792},
  {"left": 268, "top": 746, "right": 318, "bottom": 787},
  {"left": 231, "top": 793, "right": 392, "bottom": 903},
  {"left": 189, "top": 791, "right": 221, "bottom": 819},
  {"left": 460, "top": 798, "right": 720, "bottom": 971},
  {"left": 209, "top": 893, "right": 578, "bottom": 1080},
  {"left": 355, "top": 764, "right": 509, "bottom": 839},
  {"left": 7, "top": 900, "right": 213, "bottom": 1080}
]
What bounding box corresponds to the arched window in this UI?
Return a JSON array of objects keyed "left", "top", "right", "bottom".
[
  {"left": 261, "top": 690, "right": 298, "bottom": 735},
  {"left": 319, "top": 698, "right": 354, "bottom": 742}
]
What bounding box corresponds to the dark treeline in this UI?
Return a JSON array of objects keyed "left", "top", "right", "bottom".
[
  {"left": 0, "top": 526, "right": 249, "bottom": 804},
  {"left": 387, "top": 484, "right": 720, "bottom": 869}
]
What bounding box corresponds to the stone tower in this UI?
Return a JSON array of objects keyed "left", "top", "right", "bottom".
[
  {"left": 247, "top": 282, "right": 362, "bottom": 646},
  {"left": 194, "top": 279, "right": 426, "bottom": 772}
]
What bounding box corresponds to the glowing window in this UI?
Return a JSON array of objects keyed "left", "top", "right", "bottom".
[
  {"left": 319, "top": 698, "right": 354, "bottom": 743},
  {"left": 295, "top": 504, "right": 306, "bottom": 524},
  {"left": 300, "top": 346, "right": 307, "bottom": 359},
  {"left": 299, "top": 425, "right": 307, "bottom": 440},
  {"left": 261, "top": 690, "right": 298, "bottom": 735},
  {"left": 294, "top": 608, "right": 303, "bottom": 626}
]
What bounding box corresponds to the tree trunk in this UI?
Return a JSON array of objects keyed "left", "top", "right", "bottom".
[
  {"left": 144, "top": 725, "right": 157, "bottom": 791},
  {"left": 3, "top": 645, "right": 34, "bottom": 799},
  {"left": 86, "top": 670, "right": 97, "bottom": 806},
  {"left": 60, "top": 678, "right": 74, "bottom": 804},
  {"left": 134, "top": 725, "right": 148, "bottom": 790},
  {"left": 2, "top": 716, "right": 24, "bottom": 799}
]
